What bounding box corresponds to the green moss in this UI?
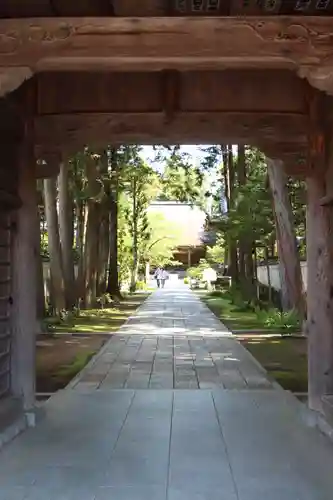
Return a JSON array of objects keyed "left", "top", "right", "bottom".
[
  {"left": 197, "top": 290, "right": 307, "bottom": 393},
  {"left": 199, "top": 292, "right": 265, "bottom": 331},
  {"left": 45, "top": 293, "right": 149, "bottom": 334}
]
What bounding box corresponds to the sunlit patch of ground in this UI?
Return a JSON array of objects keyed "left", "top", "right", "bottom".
[
  {"left": 37, "top": 293, "right": 149, "bottom": 393},
  {"left": 197, "top": 290, "right": 307, "bottom": 393}
]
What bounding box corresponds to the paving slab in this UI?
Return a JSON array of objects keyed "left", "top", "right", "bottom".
[
  {"left": 73, "top": 286, "right": 272, "bottom": 390},
  {"left": 1, "top": 285, "right": 333, "bottom": 499}
]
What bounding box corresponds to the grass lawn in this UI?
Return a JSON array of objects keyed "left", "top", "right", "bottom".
[
  {"left": 197, "top": 291, "right": 269, "bottom": 331},
  {"left": 37, "top": 293, "right": 149, "bottom": 393},
  {"left": 45, "top": 293, "right": 149, "bottom": 334},
  {"left": 198, "top": 290, "right": 308, "bottom": 393}
]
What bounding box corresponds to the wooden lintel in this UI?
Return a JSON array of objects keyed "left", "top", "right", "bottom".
[
  {"left": 34, "top": 111, "right": 306, "bottom": 150},
  {"left": 36, "top": 68, "right": 306, "bottom": 116}
]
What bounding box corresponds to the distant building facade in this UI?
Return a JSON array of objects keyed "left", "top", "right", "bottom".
[{"left": 147, "top": 201, "right": 210, "bottom": 267}]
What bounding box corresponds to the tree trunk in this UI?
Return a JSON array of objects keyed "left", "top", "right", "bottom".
[
  {"left": 58, "top": 162, "right": 76, "bottom": 309},
  {"left": 35, "top": 206, "right": 45, "bottom": 322},
  {"left": 43, "top": 177, "right": 65, "bottom": 314},
  {"left": 107, "top": 198, "right": 121, "bottom": 297},
  {"left": 130, "top": 215, "right": 139, "bottom": 292},
  {"left": 225, "top": 145, "right": 238, "bottom": 283},
  {"left": 107, "top": 148, "right": 121, "bottom": 298},
  {"left": 267, "top": 158, "right": 305, "bottom": 317},
  {"left": 130, "top": 179, "right": 138, "bottom": 292},
  {"left": 237, "top": 145, "right": 249, "bottom": 294},
  {"left": 97, "top": 215, "right": 110, "bottom": 295},
  {"left": 237, "top": 145, "right": 246, "bottom": 193},
  {"left": 75, "top": 199, "right": 85, "bottom": 303},
  {"left": 84, "top": 201, "right": 100, "bottom": 308},
  {"left": 83, "top": 156, "right": 102, "bottom": 308},
  {"left": 145, "top": 261, "right": 150, "bottom": 284},
  {"left": 95, "top": 151, "right": 110, "bottom": 297}
]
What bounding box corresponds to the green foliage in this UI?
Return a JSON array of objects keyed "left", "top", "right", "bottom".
[
  {"left": 255, "top": 308, "right": 301, "bottom": 332},
  {"left": 136, "top": 280, "right": 148, "bottom": 291},
  {"left": 209, "top": 290, "right": 225, "bottom": 298},
  {"left": 187, "top": 267, "right": 202, "bottom": 279},
  {"left": 116, "top": 147, "right": 161, "bottom": 286},
  {"left": 144, "top": 211, "right": 183, "bottom": 267},
  {"left": 97, "top": 293, "right": 113, "bottom": 309},
  {"left": 226, "top": 148, "right": 274, "bottom": 246},
  {"left": 206, "top": 235, "right": 225, "bottom": 265},
  {"left": 153, "top": 146, "right": 207, "bottom": 206},
  {"left": 40, "top": 231, "right": 49, "bottom": 260},
  {"left": 203, "top": 145, "right": 306, "bottom": 262}
]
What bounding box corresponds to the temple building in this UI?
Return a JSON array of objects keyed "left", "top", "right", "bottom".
[{"left": 148, "top": 201, "right": 211, "bottom": 267}]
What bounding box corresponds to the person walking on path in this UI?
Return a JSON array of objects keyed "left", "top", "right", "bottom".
[
  {"left": 160, "top": 268, "right": 168, "bottom": 289},
  {"left": 154, "top": 267, "right": 163, "bottom": 288}
]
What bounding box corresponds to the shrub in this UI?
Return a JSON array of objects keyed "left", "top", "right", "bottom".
[
  {"left": 256, "top": 308, "right": 300, "bottom": 332},
  {"left": 136, "top": 280, "right": 148, "bottom": 291},
  {"left": 184, "top": 277, "right": 190, "bottom": 285},
  {"left": 209, "top": 290, "right": 225, "bottom": 298},
  {"left": 97, "top": 293, "right": 113, "bottom": 309},
  {"left": 187, "top": 267, "right": 202, "bottom": 280}
]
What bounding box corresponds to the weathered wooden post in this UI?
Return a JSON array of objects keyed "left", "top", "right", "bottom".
[
  {"left": 4, "top": 81, "right": 40, "bottom": 425},
  {"left": 10, "top": 140, "right": 38, "bottom": 424},
  {"left": 305, "top": 90, "right": 333, "bottom": 413}
]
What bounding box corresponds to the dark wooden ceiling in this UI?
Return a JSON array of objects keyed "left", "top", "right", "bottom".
[{"left": 0, "top": 0, "right": 332, "bottom": 18}]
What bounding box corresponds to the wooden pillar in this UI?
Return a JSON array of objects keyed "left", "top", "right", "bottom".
[
  {"left": 306, "top": 90, "right": 333, "bottom": 413},
  {"left": 11, "top": 143, "right": 38, "bottom": 419},
  {"left": 306, "top": 171, "right": 333, "bottom": 412}
]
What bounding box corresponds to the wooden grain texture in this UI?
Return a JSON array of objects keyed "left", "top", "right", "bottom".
[
  {"left": 0, "top": 17, "right": 330, "bottom": 80},
  {"left": 34, "top": 111, "right": 307, "bottom": 151}
]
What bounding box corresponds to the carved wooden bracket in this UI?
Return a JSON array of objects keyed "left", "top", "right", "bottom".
[
  {"left": 298, "top": 65, "right": 333, "bottom": 96},
  {"left": 0, "top": 67, "right": 33, "bottom": 98}
]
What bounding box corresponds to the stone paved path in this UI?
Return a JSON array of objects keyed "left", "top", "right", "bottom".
[
  {"left": 1, "top": 285, "right": 333, "bottom": 499},
  {"left": 73, "top": 287, "right": 272, "bottom": 391}
]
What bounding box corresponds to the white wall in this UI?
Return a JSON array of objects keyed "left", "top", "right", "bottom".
[{"left": 257, "top": 262, "right": 307, "bottom": 292}]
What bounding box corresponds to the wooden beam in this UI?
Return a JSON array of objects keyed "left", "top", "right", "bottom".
[
  {"left": 36, "top": 69, "right": 306, "bottom": 115},
  {"left": 34, "top": 111, "right": 307, "bottom": 149},
  {"left": 0, "top": 16, "right": 332, "bottom": 77}
]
